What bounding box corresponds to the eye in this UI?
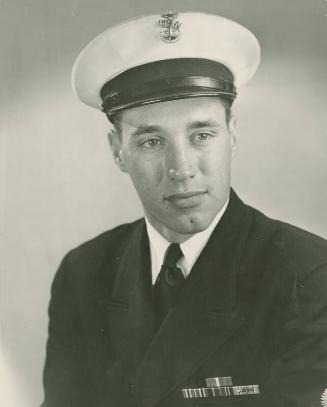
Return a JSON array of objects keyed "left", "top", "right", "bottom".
[
  {"left": 139, "top": 137, "right": 163, "bottom": 148},
  {"left": 192, "top": 132, "right": 214, "bottom": 144}
]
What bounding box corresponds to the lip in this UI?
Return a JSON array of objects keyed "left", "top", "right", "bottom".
[
  {"left": 166, "top": 191, "right": 206, "bottom": 199},
  {"left": 165, "top": 190, "right": 207, "bottom": 208}
]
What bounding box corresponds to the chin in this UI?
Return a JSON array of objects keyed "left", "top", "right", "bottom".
[{"left": 174, "top": 216, "right": 212, "bottom": 234}]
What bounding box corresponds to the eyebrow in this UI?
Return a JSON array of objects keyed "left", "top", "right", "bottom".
[
  {"left": 131, "top": 125, "right": 162, "bottom": 137},
  {"left": 187, "top": 120, "right": 222, "bottom": 130},
  {"left": 130, "top": 120, "right": 222, "bottom": 137}
]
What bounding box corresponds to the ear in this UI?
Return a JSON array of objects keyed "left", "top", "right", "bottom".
[
  {"left": 107, "top": 130, "right": 127, "bottom": 172},
  {"left": 228, "top": 115, "right": 238, "bottom": 158}
]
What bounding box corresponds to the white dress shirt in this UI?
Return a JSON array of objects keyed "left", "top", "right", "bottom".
[{"left": 145, "top": 200, "right": 229, "bottom": 285}]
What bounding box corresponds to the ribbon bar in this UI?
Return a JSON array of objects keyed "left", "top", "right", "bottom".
[
  {"left": 206, "top": 376, "right": 233, "bottom": 387},
  {"left": 181, "top": 384, "right": 260, "bottom": 399}
]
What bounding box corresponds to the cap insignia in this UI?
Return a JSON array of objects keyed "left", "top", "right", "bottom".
[{"left": 158, "top": 11, "right": 181, "bottom": 43}]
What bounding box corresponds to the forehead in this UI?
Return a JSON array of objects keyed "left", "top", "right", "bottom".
[{"left": 118, "top": 97, "right": 228, "bottom": 131}]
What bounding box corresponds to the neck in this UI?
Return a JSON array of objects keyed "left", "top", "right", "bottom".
[
  {"left": 155, "top": 227, "right": 194, "bottom": 244},
  {"left": 145, "top": 202, "right": 229, "bottom": 244}
]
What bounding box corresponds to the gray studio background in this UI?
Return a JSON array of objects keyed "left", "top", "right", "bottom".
[{"left": 1, "top": 0, "right": 326, "bottom": 406}]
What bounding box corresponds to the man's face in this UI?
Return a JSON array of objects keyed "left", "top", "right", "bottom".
[{"left": 110, "top": 97, "right": 237, "bottom": 242}]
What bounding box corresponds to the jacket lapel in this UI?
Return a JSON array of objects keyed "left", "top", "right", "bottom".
[
  {"left": 135, "top": 191, "right": 251, "bottom": 407},
  {"left": 108, "top": 220, "right": 155, "bottom": 376}
]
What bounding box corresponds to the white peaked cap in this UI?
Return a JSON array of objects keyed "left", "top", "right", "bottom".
[{"left": 72, "top": 11, "right": 260, "bottom": 112}]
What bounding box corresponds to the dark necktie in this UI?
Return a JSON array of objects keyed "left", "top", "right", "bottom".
[{"left": 153, "top": 243, "right": 185, "bottom": 328}]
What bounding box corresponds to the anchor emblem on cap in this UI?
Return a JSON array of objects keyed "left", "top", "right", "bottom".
[{"left": 158, "top": 11, "right": 181, "bottom": 43}]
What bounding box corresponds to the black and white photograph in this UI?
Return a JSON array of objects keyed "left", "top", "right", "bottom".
[{"left": 1, "top": 1, "right": 327, "bottom": 406}]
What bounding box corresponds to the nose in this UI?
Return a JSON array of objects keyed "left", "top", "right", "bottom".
[{"left": 167, "top": 141, "right": 196, "bottom": 182}]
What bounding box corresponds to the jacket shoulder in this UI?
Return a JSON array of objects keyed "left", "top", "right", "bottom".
[
  {"left": 57, "top": 218, "right": 144, "bottom": 283},
  {"left": 246, "top": 204, "right": 327, "bottom": 275},
  {"left": 70, "top": 219, "right": 142, "bottom": 258}
]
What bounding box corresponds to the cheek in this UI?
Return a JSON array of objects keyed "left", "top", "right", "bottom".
[
  {"left": 199, "top": 143, "right": 232, "bottom": 175},
  {"left": 126, "top": 156, "right": 165, "bottom": 191}
]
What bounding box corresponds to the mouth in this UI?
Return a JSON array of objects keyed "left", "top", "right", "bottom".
[{"left": 165, "top": 190, "right": 207, "bottom": 208}]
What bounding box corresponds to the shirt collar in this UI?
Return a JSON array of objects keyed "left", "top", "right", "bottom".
[{"left": 145, "top": 198, "right": 229, "bottom": 284}]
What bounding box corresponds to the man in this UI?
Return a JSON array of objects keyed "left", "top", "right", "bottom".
[{"left": 42, "top": 11, "right": 327, "bottom": 407}]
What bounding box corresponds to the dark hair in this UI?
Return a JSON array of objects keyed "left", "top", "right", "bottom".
[
  {"left": 108, "top": 97, "right": 233, "bottom": 133},
  {"left": 108, "top": 111, "right": 123, "bottom": 134}
]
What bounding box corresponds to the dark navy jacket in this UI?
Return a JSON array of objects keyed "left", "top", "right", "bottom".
[{"left": 42, "top": 190, "right": 327, "bottom": 407}]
